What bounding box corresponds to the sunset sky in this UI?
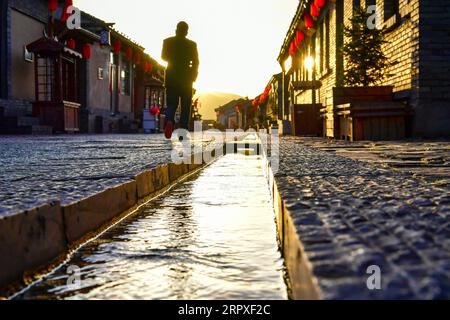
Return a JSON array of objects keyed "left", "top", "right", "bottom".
[{"left": 76, "top": 0, "right": 299, "bottom": 98}]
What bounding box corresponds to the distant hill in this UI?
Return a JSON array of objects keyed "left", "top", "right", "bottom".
[{"left": 194, "top": 92, "right": 243, "bottom": 120}]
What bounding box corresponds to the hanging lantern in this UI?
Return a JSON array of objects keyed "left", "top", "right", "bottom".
[
  {"left": 311, "top": 3, "right": 320, "bottom": 18},
  {"left": 315, "top": 0, "right": 326, "bottom": 8},
  {"left": 61, "top": 0, "right": 74, "bottom": 22},
  {"left": 48, "top": 0, "right": 58, "bottom": 12},
  {"left": 304, "top": 14, "right": 314, "bottom": 29},
  {"left": 125, "top": 48, "right": 132, "bottom": 60},
  {"left": 289, "top": 41, "right": 297, "bottom": 56},
  {"left": 83, "top": 44, "right": 92, "bottom": 59},
  {"left": 146, "top": 62, "right": 153, "bottom": 73},
  {"left": 113, "top": 40, "right": 122, "bottom": 53},
  {"left": 295, "top": 30, "right": 305, "bottom": 48},
  {"left": 66, "top": 38, "right": 76, "bottom": 50},
  {"left": 150, "top": 107, "right": 160, "bottom": 116},
  {"left": 134, "top": 52, "right": 142, "bottom": 64}
]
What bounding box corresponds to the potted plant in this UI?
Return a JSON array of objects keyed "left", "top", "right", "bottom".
[{"left": 334, "top": 6, "right": 394, "bottom": 105}]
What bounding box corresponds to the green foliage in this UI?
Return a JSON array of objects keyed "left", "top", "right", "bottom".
[{"left": 343, "top": 7, "right": 392, "bottom": 87}]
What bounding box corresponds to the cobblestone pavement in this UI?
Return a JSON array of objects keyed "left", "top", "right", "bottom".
[
  {"left": 0, "top": 134, "right": 214, "bottom": 217},
  {"left": 297, "top": 137, "right": 450, "bottom": 186},
  {"left": 277, "top": 137, "right": 450, "bottom": 299}
]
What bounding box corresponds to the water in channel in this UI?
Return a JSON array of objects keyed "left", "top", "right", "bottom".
[{"left": 17, "top": 154, "right": 288, "bottom": 300}]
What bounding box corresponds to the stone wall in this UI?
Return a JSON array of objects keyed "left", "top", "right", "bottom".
[{"left": 415, "top": 0, "right": 450, "bottom": 137}]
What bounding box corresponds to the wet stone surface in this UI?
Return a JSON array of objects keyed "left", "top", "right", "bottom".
[
  {"left": 16, "top": 154, "right": 287, "bottom": 300},
  {"left": 277, "top": 137, "right": 450, "bottom": 300},
  {"left": 0, "top": 135, "right": 214, "bottom": 216}
]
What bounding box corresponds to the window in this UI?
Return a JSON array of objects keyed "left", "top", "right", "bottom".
[
  {"left": 120, "top": 59, "right": 130, "bottom": 96},
  {"left": 36, "top": 56, "right": 56, "bottom": 101},
  {"left": 384, "top": 0, "right": 399, "bottom": 21}
]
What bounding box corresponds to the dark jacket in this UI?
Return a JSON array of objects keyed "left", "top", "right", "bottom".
[{"left": 162, "top": 35, "right": 199, "bottom": 88}]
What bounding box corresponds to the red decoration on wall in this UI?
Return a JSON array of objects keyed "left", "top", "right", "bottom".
[
  {"left": 295, "top": 30, "right": 305, "bottom": 47},
  {"left": 82, "top": 44, "right": 92, "bottom": 59},
  {"left": 315, "top": 0, "right": 326, "bottom": 8},
  {"left": 113, "top": 40, "right": 122, "bottom": 53},
  {"left": 150, "top": 107, "right": 160, "bottom": 116},
  {"left": 125, "top": 48, "right": 132, "bottom": 60},
  {"left": 134, "top": 52, "right": 142, "bottom": 64},
  {"left": 48, "top": 0, "right": 58, "bottom": 12},
  {"left": 311, "top": 3, "right": 320, "bottom": 18},
  {"left": 61, "top": 0, "right": 74, "bottom": 22},
  {"left": 66, "top": 38, "right": 76, "bottom": 50},
  {"left": 289, "top": 41, "right": 297, "bottom": 56},
  {"left": 144, "top": 62, "right": 153, "bottom": 73},
  {"left": 304, "top": 14, "right": 314, "bottom": 29}
]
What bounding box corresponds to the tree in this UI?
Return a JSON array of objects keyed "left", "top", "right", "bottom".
[{"left": 342, "top": 6, "right": 392, "bottom": 87}]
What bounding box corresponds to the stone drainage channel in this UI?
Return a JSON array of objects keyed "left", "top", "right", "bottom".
[{"left": 13, "top": 152, "right": 290, "bottom": 300}]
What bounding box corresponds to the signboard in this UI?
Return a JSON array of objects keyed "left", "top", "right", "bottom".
[
  {"left": 291, "top": 81, "right": 322, "bottom": 91},
  {"left": 100, "top": 30, "right": 111, "bottom": 46}
]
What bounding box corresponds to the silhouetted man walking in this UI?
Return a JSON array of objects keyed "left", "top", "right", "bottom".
[{"left": 162, "top": 21, "right": 199, "bottom": 139}]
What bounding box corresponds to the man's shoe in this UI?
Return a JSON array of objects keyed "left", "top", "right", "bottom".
[{"left": 165, "top": 121, "right": 174, "bottom": 139}]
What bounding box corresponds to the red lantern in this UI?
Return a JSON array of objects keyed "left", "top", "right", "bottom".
[
  {"left": 66, "top": 38, "right": 76, "bottom": 50},
  {"left": 48, "top": 0, "right": 58, "bottom": 12},
  {"left": 134, "top": 52, "right": 142, "bottom": 64},
  {"left": 144, "top": 62, "right": 153, "bottom": 73},
  {"left": 289, "top": 41, "right": 297, "bottom": 56},
  {"left": 113, "top": 40, "right": 122, "bottom": 53},
  {"left": 125, "top": 48, "right": 132, "bottom": 60},
  {"left": 304, "top": 14, "right": 314, "bottom": 29},
  {"left": 82, "top": 44, "right": 92, "bottom": 59},
  {"left": 315, "top": 0, "right": 326, "bottom": 8},
  {"left": 150, "top": 107, "right": 160, "bottom": 116},
  {"left": 295, "top": 30, "right": 305, "bottom": 48},
  {"left": 311, "top": 3, "right": 320, "bottom": 18},
  {"left": 61, "top": 0, "right": 73, "bottom": 22}
]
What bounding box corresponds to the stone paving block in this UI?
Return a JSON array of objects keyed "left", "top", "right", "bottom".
[
  {"left": 153, "top": 164, "right": 170, "bottom": 191},
  {"left": 0, "top": 202, "right": 66, "bottom": 288},
  {"left": 135, "top": 170, "right": 156, "bottom": 199},
  {"left": 282, "top": 206, "right": 321, "bottom": 300},
  {"left": 63, "top": 180, "right": 137, "bottom": 244}
]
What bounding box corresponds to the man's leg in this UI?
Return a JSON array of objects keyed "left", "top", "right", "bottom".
[
  {"left": 165, "top": 86, "right": 179, "bottom": 139},
  {"left": 165, "top": 86, "right": 179, "bottom": 125},
  {"left": 179, "top": 87, "right": 193, "bottom": 130}
]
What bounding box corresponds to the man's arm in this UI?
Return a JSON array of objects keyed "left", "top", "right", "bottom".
[
  {"left": 161, "top": 39, "right": 169, "bottom": 62},
  {"left": 191, "top": 42, "right": 199, "bottom": 82}
]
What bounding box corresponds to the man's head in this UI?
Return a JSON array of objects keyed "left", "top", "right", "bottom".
[{"left": 176, "top": 21, "right": 189, "bottom": 37}]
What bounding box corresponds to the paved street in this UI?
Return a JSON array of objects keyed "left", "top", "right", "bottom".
[
  {"left": 297, "top": 138, "right": 450, "bottom": 186},
  {"left": 277, "top": 137, "right": 450, "bottom": 299},
  {"left": 0, "top": 135, "right": 217, "bottom": 216}
]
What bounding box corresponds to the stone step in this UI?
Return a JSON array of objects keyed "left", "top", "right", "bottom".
[
  {"left": 31, "top": 125, "right": 53, "bottom": 135},
  {"left": 17, "top": 116, "right": 39, "bottom": 127}
]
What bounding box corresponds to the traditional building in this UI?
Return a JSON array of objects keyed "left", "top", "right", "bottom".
[
  {"left": 278, "top": 0, "right": 450, "bottom": 139},
  {"left": 0, "top": 0, "right": 165, "bottom": 134},
  {"left": 215, "top": 98, "right": 252, "bottom": 130}
]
